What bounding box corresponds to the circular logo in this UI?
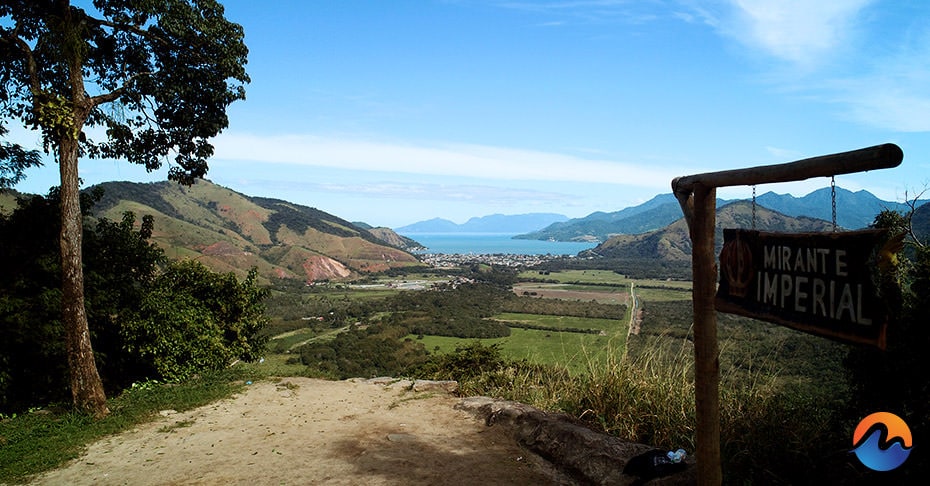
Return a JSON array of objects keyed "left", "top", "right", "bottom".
[{"left": 852, "top": 412, "right": 912, "bottom": 471}]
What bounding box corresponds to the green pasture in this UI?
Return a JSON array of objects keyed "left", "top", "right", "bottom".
[
  {"left": 268, "top": 327, "right": 317, "bottom": 351},
  {"left": 633, "top": 286, "right": 692, "bottom": 302},
  {"left": 322, "top": 288, "right": 399, "bottom": 301},
  {"left": 494, "top": 312, "right": 625, "bottom": 332},
  {"left": 415, "top": 328, "right": 624, "bottom": 373},
  {"left": 518, "top": 270, "right": 691, "bottom": 290},
  {"left": 523, "top": 283, "right": 628, "bottom": 293},
  {"left": 519, "top": 269, "right": 626, "bottom": 285},
  {"left": 413, "top": 311, "right": 628, "bottom": 372}
]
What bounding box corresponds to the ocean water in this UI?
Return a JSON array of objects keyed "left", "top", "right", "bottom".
[{"left": 401, "top": 233, "right": 598, "bottom": 255}]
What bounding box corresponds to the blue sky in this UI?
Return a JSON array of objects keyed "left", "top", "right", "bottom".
[{"left": 11, "top": 0, "right": 930, "bottom": 228}]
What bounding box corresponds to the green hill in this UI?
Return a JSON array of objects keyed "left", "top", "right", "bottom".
[
  {"left": 0, "top": 189, "right": 20, "bottom": 215},
  {"left": 913, "top": 201, "right": 930, "bottom": 241},
  {"left": 583, "top": 201, "right": 835, "bottom": 262},
  {"left": 90, "top": 180, "right": 421, "bottom": 282}
]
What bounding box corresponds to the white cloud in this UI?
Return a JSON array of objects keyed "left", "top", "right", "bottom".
[
  {"left": 212, "top": 132, "right": 681, "bottom": 190},
  {"left": 727, "top": 0, "right": 873, "bottom": 65}
]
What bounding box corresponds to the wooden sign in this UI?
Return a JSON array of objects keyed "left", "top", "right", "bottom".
[{"left": 716, "top": 228, "right": 891, "bottom": 349}]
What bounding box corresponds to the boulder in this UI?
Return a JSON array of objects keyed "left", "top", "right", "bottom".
[{"left": 456, "top": 397, "right": 695, "bottom": 485}]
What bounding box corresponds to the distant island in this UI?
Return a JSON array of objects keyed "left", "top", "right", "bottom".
[{"left": 395, "top": 213, "right": 568, "bottom": 234}]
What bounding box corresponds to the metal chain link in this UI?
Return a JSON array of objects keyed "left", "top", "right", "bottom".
[
  {"left": 831, "top": 176, "right": 837, "bottom": 232},
  {"left": 751, "top": 185, "right": 756, "bottom": 230}
]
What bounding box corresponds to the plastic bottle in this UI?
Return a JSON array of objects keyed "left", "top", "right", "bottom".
[{"left": 666, "top": 449, "right": 687, "bottom": 463}]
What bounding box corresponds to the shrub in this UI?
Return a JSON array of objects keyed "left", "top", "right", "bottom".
[
  {"left": 121, "top": 260, "right": 269, "bottom": 381},
  {"left": 0, "top": 189, "right": 269, "bottom": 412}
]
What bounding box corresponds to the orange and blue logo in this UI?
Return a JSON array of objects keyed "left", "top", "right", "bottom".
[{"left": 852, "top": 412, "right": 912, "bottom": 471}]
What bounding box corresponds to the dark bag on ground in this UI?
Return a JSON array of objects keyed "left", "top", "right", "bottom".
[{"left": 623, "top": 449, "right": 687, "bottom": 480}]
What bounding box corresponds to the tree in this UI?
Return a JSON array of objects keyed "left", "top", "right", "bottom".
[
  {"left": 0, "top": 125, "right": 42, "bottom": 187},
  {"left": 844, "top": 200, "right": 930, "bottom": 481},
  {"left": 0, "top": 0, "right": 249, "bottom": 416},
  {"left": 0, "top": 190, "right": 268, "bottom": 413}
]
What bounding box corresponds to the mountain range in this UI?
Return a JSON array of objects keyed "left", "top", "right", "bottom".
[
  {"left": 582, "top": 200, "right": 836, "bottom": 262},
  {"left": 88, "top": 180, "right": 422, "bottom": 282},
  {"left": 516, "top": 187, "right": 923, "bottom": 243},
  {"left": 6, "top": 180, "right": 927, "bottom": 279},
  {"left": 395, "top": 213, "right": 568, "bottom": 234}
]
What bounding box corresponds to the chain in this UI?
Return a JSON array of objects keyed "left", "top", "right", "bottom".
[
  {"left": 751, "top": 185, "right": 756, "bottom": 230},
  {"left": 831, "top": 176, "right": 837, "bottom": 232}
]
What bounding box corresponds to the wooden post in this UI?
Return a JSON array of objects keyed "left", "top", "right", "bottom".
[
  {"left": 671, "top": 143, "right": 903, "bottom": 485},
  {"left": 691, "top": 183, "right": 721, "bottom": 485}
]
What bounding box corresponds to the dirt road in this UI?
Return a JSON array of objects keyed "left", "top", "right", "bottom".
[{"left": 35, "top": 378, "right": 567, "bottom": 485}]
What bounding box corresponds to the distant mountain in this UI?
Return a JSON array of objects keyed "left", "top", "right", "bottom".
[
  {"left": 755, "top": 187, "right": 914, "bottom": 230},
  {"left": 913, "top": 201, "right": 930, "bottom": 241},
  {"left": 395, "top": 217, "right": 460, "bottom": 233},
  {"left": 396, "top": 213, "right": 568, "bottom": 234},
  {"left": 520, "top": 187, "right": 921, "bottom": 242},
  {"left": 517, "top": 194, "right": 721, "bottom": 243},
  {"left": 90, "top": 180, "right": 420, "bottom": 282},
  {"left": 583, "top": 201, "right": 835, "bottom": 262}
]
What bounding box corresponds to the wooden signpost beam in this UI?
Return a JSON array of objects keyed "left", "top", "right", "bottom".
[
  {"left": 670, "top": 143, "right": 903, "bottom": 485},
  {"left": 690, "top": 182, "right": 720, "bottom": 485}
]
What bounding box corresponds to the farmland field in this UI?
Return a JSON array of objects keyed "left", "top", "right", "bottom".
[
  {"left": 413, "top": 324, "right": 626, "bottom": 373},
  {"left": 512, "top": 283, "right": 630, "bottom": 303}
]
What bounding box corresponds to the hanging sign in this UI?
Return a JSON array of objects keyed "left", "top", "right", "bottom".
[{"left": 715, "top": 228, "right": 892, "bottom": 349}]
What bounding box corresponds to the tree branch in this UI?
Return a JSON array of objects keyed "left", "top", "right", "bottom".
[
  {"left": 2, "top": 24, "right": 41, "bottom": 95},
  {"left": 89, "top": 71, "right": 153, "bottom": 106},
  {"left": 904, "top": 189, "right": 927, "bottom": 249},
  {"left": 86, "top": 16, "right": 169, "bottom": 47}
]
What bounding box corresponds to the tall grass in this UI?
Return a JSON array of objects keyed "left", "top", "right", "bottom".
[{"left": 416, "top": 336, "right": 850, "bottom": 483}]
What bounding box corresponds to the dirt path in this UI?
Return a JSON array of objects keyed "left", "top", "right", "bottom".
[{"left": 35, "top": 378, "right": 566, "bottom": 485}]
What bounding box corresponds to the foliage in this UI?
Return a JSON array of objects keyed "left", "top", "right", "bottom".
[
  {"left": 385, "top": 282, "right": 512, "bottom": 338},
  {"left": 296, "top": 323, "right": 428, "bottom": 379},
  {"left": 537, "top": 257, "right": 693, "bottom": 280},
  {"left": 1, "top": 0, "right": 250, "bottom": 181},
  {"left": 408, "top": 341, "right": 568, "bottom": 398},
  {"left": 0, "top": 125, "right": 42, "bottom": 188},
  {"left": 842, "top": 209, "right": 930, "bottom": 481},
  {"left": 502, "top": 294, "right": 626, "bottom": 319},
  {"left": 1, "top": 0, "right": 250, "bottom": 415},
  {"left": 250, "top": 196, "right": 385, "bottom": 245},
  {"left": 121, "top": 260, "right": 269, "bottom": 381},
  {"left": 0, "top": 190, "right": 159, "bottom": 411},
  {"left": 0, "top": 190, "right": 268, "bottom": 413}
]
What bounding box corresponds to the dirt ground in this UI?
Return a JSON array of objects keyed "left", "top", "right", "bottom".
[{"left": 34, "top": 378, "right": 568, "bottom": 486}]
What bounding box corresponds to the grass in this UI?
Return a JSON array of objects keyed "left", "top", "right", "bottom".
[
  {"left": 413, "top": 312, "right": 628, "bottom": 374},
  {"left": 631, "top": 286, "right": 692, "bottom": 302},
  {"left": 494, "top": 312, "right": 623, "bottom": 332},
  {"left": 268, "top": 327, "right": 318, "bottom": 352},
  {"left": 0, "top": 366, "right": 263, "bottom": 484},
  {"left": 519, "top": 269, "right": 692, "bottom": 289},
  {"left": 519, "top": 269, "right": 628, "bottom": 285},
  {"left": 1, "top": 269, "right": 854, "bottom": 484}
]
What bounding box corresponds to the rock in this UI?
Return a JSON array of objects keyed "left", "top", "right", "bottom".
[
  {"left": 411, "top": 380, "right": 458, "bottom": 393},
  {"left": 456, "top": 397, "right": 695, "bottom": 485}
]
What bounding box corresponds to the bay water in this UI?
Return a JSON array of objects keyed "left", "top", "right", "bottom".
[{"left": 401, "top": 233, "right": 597, "bottom": 255}]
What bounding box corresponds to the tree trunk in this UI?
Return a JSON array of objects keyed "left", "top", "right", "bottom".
[
  {"left": 53, "top": 0, "right": 109, "bottom": 418},
  {"left": 59, "top": 135, "right": 109, "bottom": 418}
]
